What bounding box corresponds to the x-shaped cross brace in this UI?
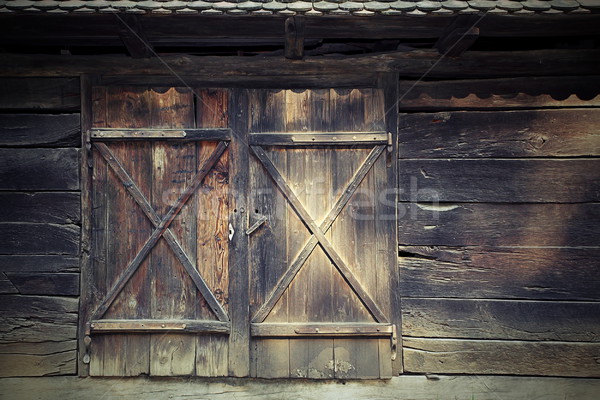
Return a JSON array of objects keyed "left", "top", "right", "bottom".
[
  {"left": 90, "top": 141, "right": 229, "bottom": 323},
  {"left": 251, "top": 144, "right": 389, "bottom": 324}
]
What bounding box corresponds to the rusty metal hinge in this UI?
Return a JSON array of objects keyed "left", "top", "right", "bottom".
[
  {"left": 391, "top": 324, "right": 398, "bottom": 361},
  {"left": 386, "top": 132, "right": 393, "bottom": 168}
]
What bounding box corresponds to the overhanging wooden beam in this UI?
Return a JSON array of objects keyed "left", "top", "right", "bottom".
[
  {"left": 0, "top": 49, "right": 598, "bottom": 80},
  {"left": 0, "top": 15, "right": 599, "bottom": 48}
]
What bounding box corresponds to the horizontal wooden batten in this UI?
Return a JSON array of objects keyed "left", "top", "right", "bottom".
[
  {"left": 249, "top": 132, "right": 388, "bottom": 146},
  {"left": 398, "top": 76, "right": 600, "bottom": 110},
  {"left": 251, "top": 323, "right": 394, "bottom": 337},
  {"left": 0, "top": 78, "right": 80, "bottom": 111},
  {"left": 398, "top": 203, "right": 600, "bottom": 247},
  {"left": 398, "top": 159, "right": 600, "bottom": 203},
  {"left": 399, "top": 246, "right": 600, "bottom": 301},
  {"left": 1, "top": 49, "right": 599, "bottom": 79},
  {"left": 0, "top": 149, "right": 80, "bottom": 191},
  {"left": 0, "top": 192, "right": 80, "bottom": 224},
  {"left": 89, "top": 320, "right": 230, "bottom": 334},
  {"left": 90, "top": 128, "right": 231, "bottom": 141},
  {"left": 402, "top": 299, "right": 600, "bottom": 342},
  {"left": 403, "top": 338, "right": 600, "bottom": 377},
  {"left": 0, "top": 114, "right": 80, "bottom": 148},
  {"left": 399, "top": 109, "right": 600, "bottom": 158}
]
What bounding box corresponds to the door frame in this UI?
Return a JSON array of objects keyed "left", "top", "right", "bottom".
[{"left": 78, "top": 74, "right": 401, "bottom": 377}]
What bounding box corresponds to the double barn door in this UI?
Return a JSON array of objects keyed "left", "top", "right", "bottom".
[{"left": 85, "top": 86, "right": 398, "bottom": 378}]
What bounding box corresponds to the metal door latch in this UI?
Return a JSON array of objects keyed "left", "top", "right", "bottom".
[{"left": 245, "top": 215, "right": 267, "bottom": 236}]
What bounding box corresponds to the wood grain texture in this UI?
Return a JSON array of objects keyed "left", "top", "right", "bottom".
[
  {"left": 403, "top": 338, "right": 600, "bottom": 377},
  {"left": 226, "top": 88, "right": 250, "bottom": 377},
  {"left": 398, "top": 109, "right": 600, "bottom": 158},
  {"left": 0, "top": 295, "right": 78, "bottom": 377},
  {"left": 398, "top": 203, "right": 600, "bottom": 247},
  {"left": 0, "top": 193, "right": 80, "bottom": 224},
  {"left": 398, "top": 246, "right": 600, "bottom": 301},
  {"left": 0, "top": 341, "right": 77, "bottom": 377},
  {"left": 0, "top": 78, "right": 80, "bottom": 111},
  {"left": 0, "top": 255, "right": 79, "bottom": 273},
  {"left": 0, "top": 149, "right": 80, "bottom": 190},
  {"left": 398, "top": 76, "right": 600, "bottom": 110},
  {"left": 3, "top": 273, "right": 79, "bottom": 296},
  {"left": 398, "top": 159, "right": 600, "bottom": 203},
  {"left": 195, "top": 89, "right": 230, "bottom": 377},
  {"left": 0, "top": 223, "right": 79, "bottom": 255},
  {"left": 2, "top": 375, "right": 600, "bottom": 400},
  {"left": 402, "top": 299, "right": 600, "bottom": 342},
  {"left": 2, "top": 49, "right": 600, "bottom": 79},
  {"left": 0, "top": 114, "right": 80, "bottom": 148}
]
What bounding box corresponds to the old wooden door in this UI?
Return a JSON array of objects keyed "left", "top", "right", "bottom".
[
  {"left": 247, "top": 88, "right": 399, "bottom": 379},
  {"left": 86, "top": 87, "right": 234, "bottom": 376},
  {"left": 84, "top": 85, "right": 398, "bottom": 378}
]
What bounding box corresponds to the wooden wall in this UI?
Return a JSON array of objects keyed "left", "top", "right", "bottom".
[
  {"left": 397, "top": 76, "right": 600, "bottom": 377},
  {"left": 0, "top": 78, "right": 81, "bottom": 377},
  {"left": 1, "top": 74, "right": 599, "bottom": 379}
]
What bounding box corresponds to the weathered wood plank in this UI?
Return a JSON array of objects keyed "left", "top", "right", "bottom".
[
  {"left": 0, "top": 296, "right": 77, "bottom": 344},
  {"left": 195, "top": 88, "right": 230, "bottom": 377},
  {"left": 398, "top": 109, "right": 600, "bottom": 158},
  {"left": 0, "top": 255, "right": 79, "bottom": 273},
  {"left": 378, "top": 73, "right": 402, "bottom": 376},
  {"left": 0, "top": 193, "right": 80, "bottom": 224},
  {"left": 0, "top": 223, "right": 79, "bottom": 255},
  {"left": 399, "top": 246, "right": 600, "bottom": 301},
  {"left": 0, "top": 114, "right": 80, "bottom": 148},
  {"left": 398, "top": 76, "right": 600, "bottom": 110},
  {"left": 227, "top": 89, "right": 250, "bottom": 377},
  {"left": 3, "top": 273, "right": 79, "bottom": 296},
  {"left": 0, "top": 149, "right": 80, "bottom": 191},
  {"left": 0, "top": 341, "right": 77, "bottom": 377},
  {"left": 398, "top": 159, "right": 600, "bottom": 203},
  {"left": 248, "top": 89, "right": 290, "bottom": 378},
  {"left": 403, "top": 338, "right": 600, "bottom": 377},
  {"left": 0, "top": 272, "right": 18, "bottom": 294},
  {"left": 2, "top": 375, "right": 600, "bottom": 400},
  {"left": 402, "top": 299, "right": 600, "bottom": 342},
  {"left": 398, "top": 203, "right": 600, "bottom": 247},
  {"left": 0, "top": 78, "right": 80, "bottom": 111},
  {"left": 2, "top": 49, "right": 599, "bottom": 79}
]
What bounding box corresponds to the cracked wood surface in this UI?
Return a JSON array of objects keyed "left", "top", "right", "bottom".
[{"left": 1, "top": 376, "right": 600, "bottom": 400}]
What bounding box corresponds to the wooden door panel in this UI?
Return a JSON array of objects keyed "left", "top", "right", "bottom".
[
  {"left": 249, "top": 88, "right": 396, "bottom": 379},
  {"left": 88, "top": 87, "right": 231, "bottom": 377}
]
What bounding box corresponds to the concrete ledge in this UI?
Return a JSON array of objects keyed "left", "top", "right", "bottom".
[{"left": 1, "top": 375, "right": 599, "bottom": 400}]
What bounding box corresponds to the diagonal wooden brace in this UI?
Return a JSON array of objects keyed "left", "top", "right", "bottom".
[{"left": 251, "top": 145, "right": 389, "bottom": 323}]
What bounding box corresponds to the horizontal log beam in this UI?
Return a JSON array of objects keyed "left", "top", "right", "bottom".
[
  {"left": 1, "top": 15, "right": 599, "bottom": 45},
  {"left": 89, "top": 320, "right": 230, "bottom": 334},
  {"left": 0, "top": 50, "right": 598, "bottom": 79}
]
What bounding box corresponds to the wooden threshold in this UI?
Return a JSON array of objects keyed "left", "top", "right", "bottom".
[{"left": 90, "top": 319, "right": 230, "bottom": 334}]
